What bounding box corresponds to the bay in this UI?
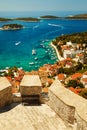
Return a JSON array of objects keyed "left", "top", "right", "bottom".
[{"left": 0, "top": 18, "right": 87, "bottom": 71}]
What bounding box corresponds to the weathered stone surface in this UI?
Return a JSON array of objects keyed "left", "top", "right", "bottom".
[
  {"left": 0, "top": 77, "right": 12, "bottom": 108},
  {"left": 48, "top": 79, "right": 87, "bottom": 130},
  {"left": 0, "top": 104, "right": 73, "bottom": 130}
]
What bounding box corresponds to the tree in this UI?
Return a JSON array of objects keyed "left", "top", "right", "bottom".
[
  {"left": 67, "top": 80, "right": 84, "bottom": 88},
  {"left": 79, "top": 89, "right": 87, "bottom": 99}
]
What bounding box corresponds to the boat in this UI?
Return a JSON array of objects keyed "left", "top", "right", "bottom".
[
  {"left": 29, "top": 62, "right": 34, "bottom": 65},
  {"left": 15, "top": 41, "right": 21, "bottom": 46},
  {"left": 32, "top": 49, "right": 36, "bottom": 55},
  {"left": 34, "top": 57, "right": 38, "bottom": 60}
]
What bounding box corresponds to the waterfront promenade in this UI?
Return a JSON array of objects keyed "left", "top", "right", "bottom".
[{"left": 50, "top": 42, "right": 64, "bottom": 61}]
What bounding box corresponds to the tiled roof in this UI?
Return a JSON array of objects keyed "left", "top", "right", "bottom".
[
  {"left": 58, "top": 74, "right": 65, "bottom": 81},
  {"left": 71, "top": 73, "right": 82, "bottom": 80}
]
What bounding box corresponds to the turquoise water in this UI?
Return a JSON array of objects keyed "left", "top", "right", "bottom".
[{"left": 0, "top": 18, "right": 87, "bottom": 71}]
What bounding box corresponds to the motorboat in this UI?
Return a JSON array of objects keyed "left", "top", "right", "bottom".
[
  {"left": 34, "top": 57, "right": 38, "bottom": 60},
  {"left": 15, "top": 41, "right": 21, "bottom": 46},
  {"left": 32, "top": 49, "right": 36, "bottom": 55},
  {"left": 29, "top": 62, "right": 34, "bottom": 65}
]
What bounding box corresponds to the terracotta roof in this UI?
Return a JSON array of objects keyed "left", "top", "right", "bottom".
[
  {"left": 71, "top": 73, "right": 82, "bottom": 80},
  {"left": 65, "top": 58, "right": 72, "bottom": 61},
  {"left": 76, "top": 53, "right": 83, "bottom": 57},
  {"left": 69, "top": 87, "right": 78, "bottom": 94},
  {"left": 6, "top": 76, "right": 12, "bottom": 82},
  {"left": 57, "top": 74, "right": 65, "bottom": 81},
  {"left": 42, "top": 87, "right": 48, "bottom": 93}
]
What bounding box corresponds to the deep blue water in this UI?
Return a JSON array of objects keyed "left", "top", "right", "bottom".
[{"left": 0, "top": 15, "right": 87, "bottom": 71}]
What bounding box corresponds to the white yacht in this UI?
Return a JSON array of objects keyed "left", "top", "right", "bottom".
[
  {"left": 15, "top": 41, "right": 21, "bottom": 46},
  {"left": 29, "top": 62, "right": 34, "bottom": 65},
  {"left": 32, "top": 49, "right": 36, "bottom": 55}
]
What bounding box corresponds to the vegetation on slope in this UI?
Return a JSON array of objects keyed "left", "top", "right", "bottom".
[
  {"left": 14, "top": 17, "right": 40, "bottom": 22},
  {"left": 52, "top": 32, "right": 87, "bottom": 45},
  {"left": 2, "top": 24, "right": 23, "bottom": 30},
  {"left": 66, "top": 14, "right": 87, "bottom": 19},
  {"left": 0, "top": 17, "right": 12, "bottom": 21},
  {"left": 40, "top": 15, "right": 59, "bottom": 19}
]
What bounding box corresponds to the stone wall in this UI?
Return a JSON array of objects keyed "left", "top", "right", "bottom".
[
  {"left": 47, "top": 79, "right": 87, "bottom": 130},
  {"left": 0, "top": 87, "right": 12, "bottom": 108},
  {"left": 75, "top": 112, "right": 87, "bottom": 130},
  {"left": 20, "top": 86, "right": 42, "bottom": 96},
  {"left": 47, "top": 91, "right": 75, "bottom": 124}
]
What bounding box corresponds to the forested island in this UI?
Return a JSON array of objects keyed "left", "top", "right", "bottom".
[
  {"left": 66, "top": 14, "right": 87, "bottom": 19},
  {"left": 14, "top": 17, "right": 40, "bottom": 22},
  {"left": 40, "top": 15, "right": 59, "bottom": 19},
  {"left": 0, "top": 18, "right": 12, "bottom": 22},
  {"left": 1, "top": 24, "right": 24, "bottom": 30}
]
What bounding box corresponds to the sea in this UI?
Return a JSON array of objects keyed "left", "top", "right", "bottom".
[{"left": 0, "top": 11, "right": 87, "bottom": 71}]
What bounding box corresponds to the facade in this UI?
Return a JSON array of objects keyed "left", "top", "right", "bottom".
[{"left": 0, "top": 77, "right": 12, "bottom": 108}]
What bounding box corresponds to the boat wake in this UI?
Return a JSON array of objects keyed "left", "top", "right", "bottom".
[
  {"left": 33, "top": 24, "right": 39, "bottom": 29},
  {"left": 15, "top": 41, "right": 21, "bottom": 46},
  {"left": 48, "top": 23, "right": 63, "bottom": 28}
]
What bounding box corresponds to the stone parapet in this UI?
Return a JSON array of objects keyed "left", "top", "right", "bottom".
[{"left": 48, "top": 79, "right": 87, "bottom": 130}]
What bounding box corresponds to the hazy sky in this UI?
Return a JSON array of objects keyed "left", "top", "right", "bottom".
[{"left": 0, "top": 0, "right": 87, "bottom": 12}]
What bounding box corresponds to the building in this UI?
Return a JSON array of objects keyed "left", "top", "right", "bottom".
[
  {"left": 20, "top": 75, "right": 42, "bottom": 105},
  {"left": 0, "top": 77, "right": 12, "bottom": 108}
]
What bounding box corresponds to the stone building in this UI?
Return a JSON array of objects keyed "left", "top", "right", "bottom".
[
  {"left": 0, "top": 77, "right": 12, "bottom": 108},
  {"left": 20, "top": 75, "right": 42, "bottom": 105}
]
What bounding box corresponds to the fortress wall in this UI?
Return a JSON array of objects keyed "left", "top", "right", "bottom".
[
  {"left": 0, "top": 87, "right": 12, "bottom": 108},
  {"left": 75, "top": 112, "right": 87, "bottom": 130},
  {"left": 47, "top": 90, "right": 75, "bottom": 124},
  {"left": 47, "top": 79, "right": 87, "bottom": 130}
]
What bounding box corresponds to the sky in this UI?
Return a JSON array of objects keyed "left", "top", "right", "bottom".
[{"left": 0, "top": 0, "right": 87, "bottom": 12}]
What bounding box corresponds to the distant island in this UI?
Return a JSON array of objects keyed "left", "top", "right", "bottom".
[
  {"left": 0, "top": 17, "right": 12, "bottom": 22},
  {"left": 14, "top": 17, "right": 40, "bottom": 22},
  {"left": 40, "top": 15, "right": 59, "bottom": 19},
  {"left": 1, "top": 24, "right": 24, "bottom": 30},
  {"left": 66, "top": 14, "right": 87, "bottom": 19}
]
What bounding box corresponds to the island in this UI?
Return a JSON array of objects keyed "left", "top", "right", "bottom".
[
  {"left": 1, "top": 24, "right": 24, "bottom": 30},
  {"left": 14, "top": 17, "right": 40, "bottom": 22},
  {"left": 0, "top": 17, "right": 12, "bottom": 22},
  {"left": 66, "top": 14, "right": 87, "bottom": 19},
  {"left": 40, "top": 15, "right": 59, "bottom": 19}
]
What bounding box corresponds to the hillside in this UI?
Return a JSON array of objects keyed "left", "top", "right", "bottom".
[
  {"left": 52, "top": 32, "right": 87, "bottom": 45},
  {"left": 40, "top": 15, "right": 59, "bottom": 19},
  {"left": 0, "top": 18, "right": 12, "bottom": 21},
  {"left": 2, "top": 24, "right": 23, "bottom": 30},
  {"left": 14, "top": 17, "right": 40, "bottom": 22},
  {"left": 66, "top": 14, "right": 87, "bottom": 19}
]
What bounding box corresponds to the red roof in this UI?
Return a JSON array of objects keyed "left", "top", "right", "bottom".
[
  {"left": 69, "top": 87, "right": 78, "bottom": 94},
  {"left": 58, "top": 74, "right": 65, "bottom": 81},
  {"left": 71, "top": 73, "right": 82, "bottom": 80}
]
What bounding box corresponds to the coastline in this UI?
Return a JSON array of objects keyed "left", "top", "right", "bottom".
[{"left": 50, "top": 42, "right": 64, "bottom": 61}]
